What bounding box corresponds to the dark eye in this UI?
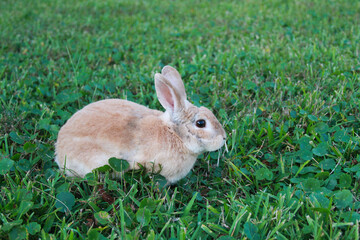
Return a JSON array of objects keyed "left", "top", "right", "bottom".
[{"left": 196, "top": 119, "right": 206, "bottom": 128}]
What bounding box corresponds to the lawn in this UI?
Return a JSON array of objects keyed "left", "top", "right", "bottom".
[{"left": 1, "top": 0, "right": 360, "bottom": 239}]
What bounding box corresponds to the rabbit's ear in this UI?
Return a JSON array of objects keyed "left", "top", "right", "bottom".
[
  {"left": 161, "top": 66, "right": 187, "bottom": 99},
  {"left": 155, "top": 73, "right": 186, "bottom": 114}
]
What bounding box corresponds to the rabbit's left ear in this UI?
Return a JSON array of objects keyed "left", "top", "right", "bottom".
[{"left": 155, "top": 68, "right": 186, "bottom": 115}]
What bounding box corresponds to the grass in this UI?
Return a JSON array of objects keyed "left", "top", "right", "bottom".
[{"left": 1, "top": 0, "right": 360, "bottom": 239}]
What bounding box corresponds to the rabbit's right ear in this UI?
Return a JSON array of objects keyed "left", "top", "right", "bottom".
[
  {"left": 161, "top": 66, "right": 187, "bottom": 100},
  {"left": 155, "top": 73, "right": 186, "bottom": 114}
]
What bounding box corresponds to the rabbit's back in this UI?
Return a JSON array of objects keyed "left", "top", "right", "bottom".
[{"left": 58, "top": 99, "right": 160, "bottom": 140}]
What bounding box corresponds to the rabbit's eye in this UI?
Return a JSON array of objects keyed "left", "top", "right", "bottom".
[{"left": 196, "top": 119, "right": 206, "bottom": 128}]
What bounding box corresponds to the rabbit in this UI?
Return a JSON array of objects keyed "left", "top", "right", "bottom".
[{"left": 55, "top": 66, "right": 226, "bottom": 183}]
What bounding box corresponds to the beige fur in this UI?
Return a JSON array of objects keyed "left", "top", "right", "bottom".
[{"left": 55, "top": 66, "right": 226, "bottom": 183}]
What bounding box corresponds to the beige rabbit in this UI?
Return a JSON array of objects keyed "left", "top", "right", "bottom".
[{"left": 55, "top": 66, "right": 226, "bottom": 183}]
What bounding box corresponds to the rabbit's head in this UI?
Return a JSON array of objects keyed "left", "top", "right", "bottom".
[{"left": 155, "top": 66, "right": 226, "bottom": 154}]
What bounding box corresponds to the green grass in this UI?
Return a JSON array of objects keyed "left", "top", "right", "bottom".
[{"left": 1, "top": 0, "right": 360, "bottom": 239}]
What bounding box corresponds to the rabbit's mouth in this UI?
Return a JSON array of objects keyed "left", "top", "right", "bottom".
[
  {"left": 206, "top": 136, "right": 226, "bottom": 152},
  {"left": 193, "top": 134, "right": 226, "bottom": 153}
]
